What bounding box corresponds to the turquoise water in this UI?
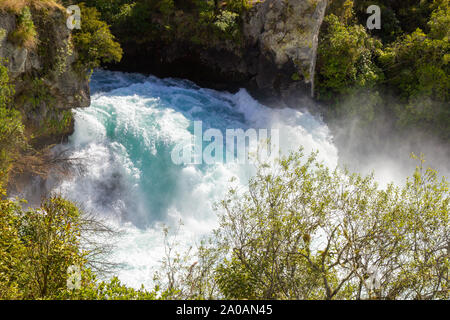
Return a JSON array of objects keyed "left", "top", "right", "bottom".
[{"left": 53, "top": 70, "right": 338, "bottom": 287}]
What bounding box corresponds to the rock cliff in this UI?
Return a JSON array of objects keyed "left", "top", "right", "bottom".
[
  {"left": 110, "top": 0, "right": 328, "bottom": 108},
  {"left": 244, "top": 0, "right": 328, "bottom": 105},
  {"left": 0, "top": 3, "right": 90, "bottom": 146}
]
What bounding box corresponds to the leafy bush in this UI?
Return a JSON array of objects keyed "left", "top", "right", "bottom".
[
  {"left": 316, "top": 14, "right": 384, "bottom": 101},
  {"left": 214, "top": 10, "right": 239, "bottom": 33},
  {"left": 336, "top": 0, "right": 448, "bottom": 43},
  {"left": 56, "top": 270, "right": 165, "bottom": 300},
  {"left": 0, "top": 195, "right": 84, "bottom": 299},
  {"left": 0, "top": 0, "right": 60, "bottom": 14},
  {"left": 7, "top": 6, "right": 37, "bottom": 49},
  {"left": 379, "top": 4, "right": 449, "bottom": 138},
  {"left": 0, "top": 187, "right": 26, "bottom": 299},
  {"left": 76, "top": 0, "right": 252, "bottom": 46},
  {"left": 318, "top": 1, "right": 449, "bottom": 140},
  {"left": 0, "top": 189, "right": 171, "bottom": 300},
  {"left": 0, "top": 63, "right": 26, "bottom": 185},
  {"left": 71, "top": 4, "right": 123, "bottom": 73},
  {"left": 161, "top": 150, "right": 449, "bottom": 300}
]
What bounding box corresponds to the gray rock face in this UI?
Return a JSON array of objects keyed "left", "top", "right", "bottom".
[
  {"left": 0, "top": 6, "right": 91, "bottom": 147},
  {"left": 113, "top": 0, "right": 328, "bottom": 109},
  {"left": 0, "top": 8, "right": 90, "bottom": 112},
  {"left": 243, "top": 0, "right": 328, "bottom": 106}
]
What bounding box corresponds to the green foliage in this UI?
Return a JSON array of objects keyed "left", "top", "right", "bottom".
[
  {"left": 0, "top": 187, "right": 170, "bottom": 300},
  {"left": 56, "top": 270, "right": 162, "bottom": 300},
  {"left": 53, "top": 39, "right": 73, "bottom": 76},
  {"left": 0, "top": 188, "right": 27, "bottom": 299},
  {"left": 7, "top": 6, "right": 37, "bottom": 49},
  {"left": 333, "top": 90, "right": 382, "bottom": 126},
  {"left": 18, "top": 197, "right": 87, "bottom": 298},
  {"left": 0, "top": 28, "right": 6, "bottom": 42},
  {"left": 379, "top": 4, "right": 449, "bottom": 138},
  {"left": 77, "top": 0, "right": 252, "bottom": 47},
  {"left": 0, "top": 195, "right": 84, "bottom": 299},
  {"left": 317, "top": 14, "right": 384, "bottom": 101},
  {"left": 71, "top": 4, "right": 123, "bottom": 73},
  {"left": 0, "top": 62, "right": 26, "bottom": 185},
  {"left": 0, "top": 62, "right": 14, "bottom": 107},
  {"left": 22, "top": 77, "right": 53, "bottom": 111},
  {"left": 148, "top": 150, "right": 448, "bottom": 300},
  {"left": 0, "top": 107, "right": 24, "bottom": 185},
  {"left": 214, "top": 10, "right": 239, "bottom": 33},
  {"left": 318, "top": 0, "right": 449, "bottom": 140},
  {"left": 336, "top": 0, "right": 448, "bottom": 43},
  {"left": 1, "top": 0, "right": 448, "bottom": 301},
  {"left": 380, "top": 27, "right": 449, "bottom": 101},
  {"left": 42, "top": 109, "right": 74, "bottom": 137},
  {"left": 211, "top": 150, "right": 449, "bottom": 300}
]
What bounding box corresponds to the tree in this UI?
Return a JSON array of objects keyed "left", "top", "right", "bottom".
[
  {"left": 0, "top": 192, "right": 124, "bottom": 300},
  {"left": 316, "top": 14, "right": 384, "bottom": 101},
  {"left": 17, "top": 197, "right": 87, "bottom": 298},
  {"left": 55, "top": 269, "right": 164, "bottom": 300},
  {"left": 191, "top": 150, "right": 448, "bottom": 300},
  {"left": 379, "top": 4, "right": 449, "bottom": 138},
  {"left": 71, "top": 4, "right": 123, "bottom": 73},
  {"left": 0, "top": 187, "right": 27, "bottom": 299},
  {"left": 0, "top": 62, "right": 26, "bottom": 186}
]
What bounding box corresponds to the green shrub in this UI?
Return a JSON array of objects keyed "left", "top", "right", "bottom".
[
  {"left": 0, "top": 195, "right": 85, "bottom": 299},
  {"left": 0, "top": 63, "right": 26, "bottom": 185},
  {"left": 151, "top": 150, "right": 449, "bottom": 300},
  {"left": 0, "top": 187, "right": 27, "bottom": 299},
  {"left": 379, "top": 4, "right": 449, "bottom": 137},
  {"left": 212, "top": 151, "right": 450, "bottom": 300},
  {"left": 76, "top": 0, "right": 252, "bottom": 47},
  {"left": 214, "top": 10, "right": 239, "bottom": 33},
  {"left": 55, "top": 270, "right": 164, "bottom": 300},
  {"left": 339, "top": 0, "right": 448, "bottom": 43},
  {"left": 71, "top": 4, "right": 123, "bottom": 73},
  {"left": 0, "top": 190, "right": 169, "bottom": 300},
  {"left": 316, "top": 14, "right": 384, "bottom": 101},
  {"left": 7, "top": 6, "right": 37, "bottom": 49},
  {"left": 18, "top": 197, "right": 87, "bottom": 298}
]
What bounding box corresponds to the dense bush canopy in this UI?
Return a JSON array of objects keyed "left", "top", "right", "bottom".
[
  {"left": 317, "top": 0, "right": 449, "bottom": 140},
  {"left": 151, "top": 151, "right": 449, "bottom": 300}
]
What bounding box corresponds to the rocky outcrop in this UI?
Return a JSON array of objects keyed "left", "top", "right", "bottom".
[
  {"left": 244, "top": 0, "right": 328, "bottom": 105},
  {"left": 0, "top": 4, "right": 90, "bottom": 146},
  {"left": 111, "top": 0, "right": 328, "bottom": 109}
]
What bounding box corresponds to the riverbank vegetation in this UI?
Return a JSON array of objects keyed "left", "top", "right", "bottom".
[
  {"left": 158, "top": 151, "right": 448, "bottom": 300},
  {"left": 0, "top": 0, "right": 121, "bottom": 184},
  {"left": 317, "top": 0, "right": 449, "bottom": 141},
  {"left": 61, "top": 0, "right": 252, "bottom": 47}
]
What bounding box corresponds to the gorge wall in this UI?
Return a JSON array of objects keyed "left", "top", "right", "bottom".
[
  {"left": 1, "top": 0, "right": 329, "bottom": 142},
  {"left": 0, "top": 3, "right": 89, "bottom": 147},
  {"left": 108, "top": 0, "right": 328, "bottom": 109}
]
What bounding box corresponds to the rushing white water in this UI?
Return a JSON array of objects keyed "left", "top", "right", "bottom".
[{"left": 52, "top": 70, "right": 338, "bottom": 288}]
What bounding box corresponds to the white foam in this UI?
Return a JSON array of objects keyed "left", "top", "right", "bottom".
[{"left": 52, "top": 70, "right": 339, "bottom": 288}]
